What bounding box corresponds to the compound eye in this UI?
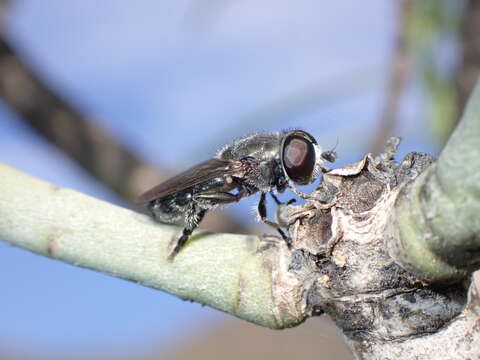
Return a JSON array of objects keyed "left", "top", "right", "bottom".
[{"left": 282, "top": 135, "right": 316, "bottom": 185}]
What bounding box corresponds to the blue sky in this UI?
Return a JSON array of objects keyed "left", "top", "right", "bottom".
[{"left": 0, "top": 1, "right": 439, "bottom": 358}]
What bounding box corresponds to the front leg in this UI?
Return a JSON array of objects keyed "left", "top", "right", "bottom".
[
  {"left": 285, "top": 183, "right": 313, "bottom": 200},
  {"left": 195, "top": 182, "right": 256, "bottom": 204},
  {"left": 269, "top": 192, "right": 296, "bottom": 206},
  {"left": 257, "top": 192, "right": 292, "bottom": 248},
  {"left": 194, "top": 192, "right": 238, "bottom": 204}
]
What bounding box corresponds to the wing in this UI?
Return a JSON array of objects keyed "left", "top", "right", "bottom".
[{"left": 135, "top": 158, "right": 233, "bottom": 205}]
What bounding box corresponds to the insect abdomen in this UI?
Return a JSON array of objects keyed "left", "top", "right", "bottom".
[{"left": 148, "top": 192, "right": 193, "bottom": 224}]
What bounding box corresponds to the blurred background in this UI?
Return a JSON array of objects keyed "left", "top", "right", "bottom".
[{"left": 0, "top": 1, "right": 477, "bottom": 359}]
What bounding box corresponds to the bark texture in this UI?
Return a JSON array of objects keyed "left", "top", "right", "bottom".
[{"left": 278, "top": 138, "right": 479, "bottom": 359}]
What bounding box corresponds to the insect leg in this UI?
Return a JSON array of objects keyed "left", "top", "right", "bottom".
[
  {"left": 168, "top": 207, "right": 207, "bottom": 260},
  {"left": 269, "top": 193, "right": 296, "bottom": 205},
  {"left": 194, "top": 192, "right": 238, "bottom": 204},
  {"left": 285, "top": 183, "right": 313, "bottom": 200},
  {"left": 147, "top": 201, "right": 157, "bottom": 218},
  {"left": 258, "top": 192, "right": 292, "bottom": 248},
  {"left": 195, "top": 183, "right": 256, "bottom": 204}
]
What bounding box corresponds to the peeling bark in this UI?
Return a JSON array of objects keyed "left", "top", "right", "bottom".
[{"left": 274, "top": 138, "right": 479, "bottom": 359}]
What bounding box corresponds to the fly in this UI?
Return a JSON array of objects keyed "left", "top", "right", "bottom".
[{"left": 136, "top": 130, "right": 335, "bottom": 259}]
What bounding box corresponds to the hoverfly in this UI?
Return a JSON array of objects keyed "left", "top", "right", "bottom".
[{"left": 136, "top": 130, "right": 334, "bottom": 259}]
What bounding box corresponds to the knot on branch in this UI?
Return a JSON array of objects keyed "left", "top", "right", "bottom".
[{"left": 278, "top": 138, "right": 470, "bottom": 344}]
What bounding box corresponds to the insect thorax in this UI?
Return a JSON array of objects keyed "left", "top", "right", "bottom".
[{"left": 218, "top": 132, "right": 282, "bottom": 162}]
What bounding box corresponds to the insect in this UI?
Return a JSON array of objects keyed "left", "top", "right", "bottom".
[{"left": 136, "top": 130, "right": 334, "bottom": 259}]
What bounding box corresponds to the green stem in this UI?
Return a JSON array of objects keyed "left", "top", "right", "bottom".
[
  {"left": 394, "top": 79, "right": 480, "bottom": 282},
  {"left": 0, "top": 163, "right": 305, "bottom": 329}
]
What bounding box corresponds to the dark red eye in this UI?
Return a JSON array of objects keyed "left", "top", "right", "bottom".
[{"left": 282, "top": 134, "right": 316, "bottom": 185}]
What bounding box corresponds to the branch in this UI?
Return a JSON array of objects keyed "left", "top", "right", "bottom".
[
  {"left": 2, "top": 73, "right": 479, "bottom": 357},
  {"left": 281, "top": 147, "right": 479, "bottom": 359},
  {"left": 0, "top": 163, "right": 306, "bottom": 329},
  {"left": 392, "top": 78, "right": 480, "bottom": 282}
]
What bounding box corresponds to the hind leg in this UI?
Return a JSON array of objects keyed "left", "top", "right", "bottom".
[
  {"left": 168, "top": 206, "right": 207, "bottom": 260},
  {"left": 167, "top": 191, "right": 245, "bottom": 260}
]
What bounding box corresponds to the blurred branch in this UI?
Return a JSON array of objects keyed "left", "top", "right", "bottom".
[
  {"left": 370, "top": 0, "right": 412, "bottom": 154},
  {"left": 456, "top": 0, "right": 480, "bottom": 121},
  {"left": 371, "top": 1, "right": 465, "bottom": 148},
  {"left": 0, "top": 34, "right": 246, "bottom": 233},
  {"left": 0, "top": 162, "right": 305, "bottom": 329},
  {"left": 408, "top": 1, "right": 463, "bottom": 144},
  {"left": 0, "top": 35, "right": 164, "bottom": 201}
]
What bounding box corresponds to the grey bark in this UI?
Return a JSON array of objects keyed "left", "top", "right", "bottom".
[
  {"left": 278, "top": 74, "right": 480, "bottom": 357},
  {"left": 278, "top": 77, "right": 480, "bottom": 359},
  {"left": 279, "top": 139, "right": 479, "bottom": 359}
]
